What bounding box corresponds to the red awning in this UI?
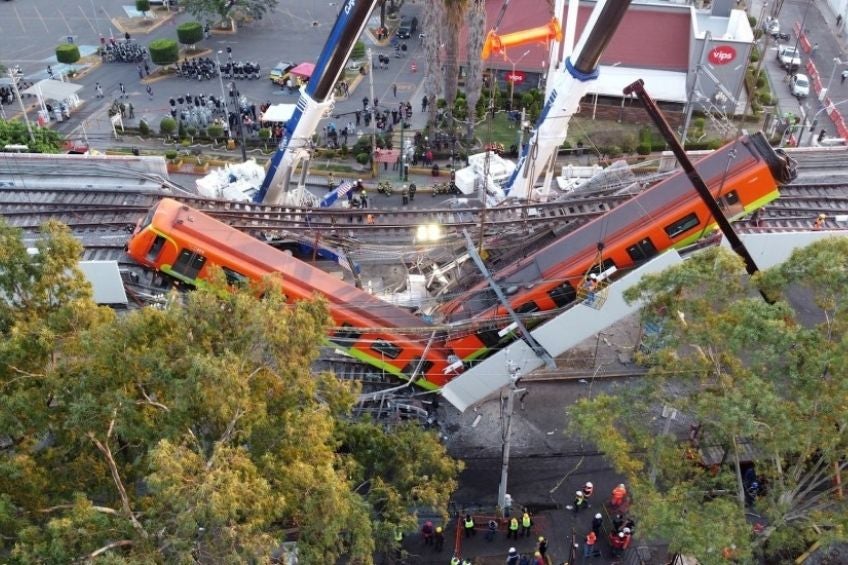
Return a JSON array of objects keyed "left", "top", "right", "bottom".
[{"left": 289, "top": 62, "right": 315, "bottom": 78}]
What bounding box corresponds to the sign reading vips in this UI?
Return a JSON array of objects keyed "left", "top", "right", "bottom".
[
  {"left": 506, "top": 70, "right": 526, "bottom": 84},
  {"left": 708, "top": 45, "right": 737, "bottom": 65}
]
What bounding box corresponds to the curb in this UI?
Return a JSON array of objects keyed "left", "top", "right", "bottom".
[{"left": 111, "top": 11, "right": 177, "bottom": 36}]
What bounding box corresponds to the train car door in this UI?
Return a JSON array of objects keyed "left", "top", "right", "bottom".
[
  {"left": 717, "top": 190, "right": 743, "bottom": 218},
  {"left": 172, "top": 249, "right": 207, "bottom": 280},
  {"left": 626, "top": 238, "right": 658, "bottom": 265}
]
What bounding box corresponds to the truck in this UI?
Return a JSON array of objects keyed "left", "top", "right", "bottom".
[{"left": 777, "top": 45, "right": 802, "bottom": 71}]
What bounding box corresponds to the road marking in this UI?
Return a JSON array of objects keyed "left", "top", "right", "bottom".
[
  {"left": 59, "top": 9, "right": 74, "bottom": 34},
  {"left": 78, "top": 5, "right": 98, "bottom": 35},
  {"left": 13, "top": 6, "right": 26, "bottom": 32},
  {"left": 32, "top": 5, "right": 50, "bottom": 34}
]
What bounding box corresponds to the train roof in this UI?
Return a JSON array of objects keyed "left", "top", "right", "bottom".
[{"left": 156, "top": 199, "right": 429, "bottom": 329}]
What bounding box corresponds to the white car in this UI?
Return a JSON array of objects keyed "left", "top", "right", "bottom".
[{"left": 790, "top": 74, "right": 810, "bottom": 98}]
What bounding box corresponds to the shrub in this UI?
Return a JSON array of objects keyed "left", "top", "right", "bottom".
[
  {"left": 207, "top": 124, "right": 224, "bottom": 141},
  {"left": 165, "top": 149, "right": 178, "bottom": 160},
  {"left": 758, "top": 92, "right": 773, "bottom": 105},
  {"left": 135, "top": 0, "right": 150, "bottom": 14},
  {"left": 351, "top": 41, "right": 365, "bottom": 60},
  {"left": 323, "top": 149, "right": 337, "bottom": 159},
  {"left": 178, "top": 120, "right": 186, "bottom": 139},
  {"left": 355, "top": 152, "right": 370, "bottom": 165},
  {"left": 148, "top": 38, "right": 179, "bottom": 66},
  {"left": 177, "top": 21, "right": 203, "bottom": 47},
  {"left": 352, "top": 138, "right": 371, "bottom": 155},
  {"left": 138, "top": 119, "right": 150, "bottom": 135},
  {"left": 186, "top": 126, "right": 197, "bottom": 139},
  {"left": 55, "top": 44, "right": 81, "bottom": 65},
  {"left": 636, "top": 143, "right": 651, "bottom": 155},
  {"left": 756, "top": 75, "right": 766, "bottom": 88},
  {"left": 159, "top": 117, "right": 177, "bottom": 136}
]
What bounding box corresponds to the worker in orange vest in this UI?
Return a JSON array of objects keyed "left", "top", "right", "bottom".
[
  {"left": 610, "top": 483, "right": 627, "bottom": 509},
  {"left": 814, "top": 213, "right": 826, "bottom": 230},
  {"left": 609, "top": 531, "right": 627, "bottom": 557}
]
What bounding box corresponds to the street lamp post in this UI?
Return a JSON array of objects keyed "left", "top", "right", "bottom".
[
  {"left": 367, "top": 48, "right": 378, "bottom": 177},
  {"left": 508, "top": 49, "right": 531, "bottom": 111},
  {"left": 398, "top": 119, "right": 406, "bottom": 181},
  {"left": 215, "top": 51, "right": 232, "bottom": 144},
  {"left": 228, "top": 83, "right": 248, "bottom": 162}
]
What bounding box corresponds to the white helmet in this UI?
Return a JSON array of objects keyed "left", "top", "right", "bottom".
[
  {"left": 595, "top": 513, "right": 602, "bottom": 519},
  {"left": 576, "top": 490, "right": 584, "bottom": 497},
  {"left": 509, "top": 547, "right": 517, "bottom": 554},
  {"left": 585, "top": 481, "right": 593, "bottom": 488},
  {"left": 623, "top": 527, "right": 631, "bottom": 534},
  {"left": 618, "top": 532, "right": 625, "bottom": 538}
]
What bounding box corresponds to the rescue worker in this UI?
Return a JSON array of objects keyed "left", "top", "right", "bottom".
[
  {"left": 451, "top": 555, "right": 461, "bottom": 565},
  {"left": 434, "top": 526, "right": 444, "bottom": 551},
  {"left": 537, "top": 536, "right": 548, "bottom": 560},
  {"left": 622, "top": 526, "right": 633, "bottom": 549},
  {"left": 464, "top": 513, "right": 475, "bottom": 538},
  {"left": 612, "top": 513, "right": 625, "bottom": 533},
  {"left": 533, "top": 550, "right": 544, "bottom": 565},
  {"left": 422, "top": 520, "right": 434, "bottom": 545},
  {"left": 573, "top": 490, "right": 588, "bottom": 513},
  {"left": 462, "top": 559, "right": 472, "bottom": 565},
  {"left": 402, "top": 184, "right": 409, "bottom": 205},
  {"left": 584, "top": 530, "right": 599, "bottom": 558},
  {"left": 609, "top": 531, "right": 627, "bottom": 557},
  {"left": 624, "top": 517, "right": 635, "bottom": 534},
  {"left": 486, "top": 519, "right": 498, "bottom": 542},
  {"left": 610, "top": 483, "right": 627, "bottom": 509},
  {"left": 591, "top": 513, "right": 603, "bottom": 536},
  {"left": 366, "top": 213, "right": 375, "bottom": 225},
  {"left": 583, "top": 481, "right": 594, "bottom": 499},
  {"left": 360, "top": 186, "right": 368, "bottom": 208},
  {"left": 814, "top": 213, "right": 826, "bottom": 230},
  {"left": 408, "top": 181, "right": 417, "bottom": 201},
  {"left": 508, "top": 515, "right": 520, "bottom": 539},
  {"left": 521, "top": 508, "right": 532, "bottom": 537},
  {"left": 327, "top": 172, "right": 336, "bottom": 191},
  {"left": 507, "top": 547, "right": 520, "bottom": 565}
]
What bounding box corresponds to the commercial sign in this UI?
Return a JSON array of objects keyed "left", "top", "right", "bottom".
[
  {"left": 506, "top": 70, "right": 526, "bottom": 84},
  {"left": 708, "top": 45, "right": 737, "bottom": 65}
]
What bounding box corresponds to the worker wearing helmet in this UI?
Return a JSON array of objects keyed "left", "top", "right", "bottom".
[
  {"left": 434, "top": 526, "right": 444, "bottom": 552},
  {"left": 592, "top": 512, "right": 603, "bottom": 535},
  {"left": 401, "top": 184, "right": 409, "bottom": 205},
  {"left": 610, "top": 483, "right": 627, "bottom": 509},
  {"left": 521, "top": 508, "right": 532, "bottom": 537},
  {"left": 507, "top": 547, "right": 519, "bottom": 565},
  {"left": 583, "top": 481, "right": 594, "bottom": 498},
  {"left": 573, "top": 490, "right": 588, "bottom": 513}
]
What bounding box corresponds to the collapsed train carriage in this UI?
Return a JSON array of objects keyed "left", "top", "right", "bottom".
[
  {"left": 126, "top": 198, "right": 454, "bottom": 388},
  {"left": 438, "top": 132, "right": 796, "bottom": 363}
]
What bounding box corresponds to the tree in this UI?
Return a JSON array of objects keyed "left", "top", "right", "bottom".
[
  {"left": 159, "top": 116, "right": 177, "bottom": 137},
  {"left": 135, "top": 0, "right": 150, "bottom": 16},
  {"left": 148, "top": 38, "right": 179, "bottom": 66},
  {"left": 0, "top": 221, "right": 461, "bottom": 563},
  {"left": 176, "top": 21, "right": 203, "bottom": 50},
  {"left": 55, "top": 44, "right": 80, "bottom": 67},
  {"left": 0, "top": 118, "right": 62, "bottom": 153},
  {"left": 463, "top": 0, "right": 487, "bottom": 142},
  {"left": 181, "top": 0, "right": 278, "bottom": 28},
  {"left": 207, "top": 123, "right": 224, "bottom": 143},
  {"left": 570, "top": 243, "right": 848, "bottom": 563},
  {"left": 258, "top": 126, "right": 271, "bottom": 150},
  {"left": 441, "top": 0, "right": 469, "bottom": 119}
]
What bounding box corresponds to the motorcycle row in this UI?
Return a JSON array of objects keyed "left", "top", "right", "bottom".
[
  {"left": 175, "top": 58, "right": 261, "bottom": 81},
  {"left": 102, "top": 40, "right": 147, "bottom": 63}
]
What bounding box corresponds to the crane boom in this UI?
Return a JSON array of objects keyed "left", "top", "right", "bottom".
[
  {"left": 504, "top": 0, "right": 632, "bottom": 201},
  {"left": 256, "top": 0, "right": 381, "bottom": 205}
]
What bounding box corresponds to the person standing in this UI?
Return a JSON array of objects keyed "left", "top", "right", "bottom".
[
  {"left": 463, "top": 513, "right": 475, "bottom": 538},
  {"left": 408, "top": 182, "right": 416, "bottom": 201},
  {"left": 842, "top": 69, "right": 848, "bottom": 84},
  {"left": 146, "top": 84, "right": 153, "bottom": 99},
  {"left": 95, "top": 82, "right": 104, "bottom": 98},
  {"left": 537, "top": 536, "right": 548, "bottom": 561},
  {"left": 584, "top": 531, "right": 598, "bottom": 558},
  {"left": 434, "top": 526, "right": 444, "bottom": 552},
  {"left": 144, "top": 61, "right": 150, "bottom": 75},
  {"left": 422, "top": 94, "right": 429, "bottom": 112},
  {"left": 573, "top": 490, "right": 588, "bottom": 513},
  {"left": 592, "top": 513, "right": 603, "bottom": 536},
  {"left": 521, "top": 509, "right": 532, "bottom": 537},
  {"left": 583, "top": 481, "right": 594, "bottom": 500},
  {"left": 392, "top": 83, "right": 397, "bottom": 97},
  {"left": 507, "top": 547, "right": 520, "bottom": 565},
  {"left": 421, "top": 520, "right": 434, "bottom": 545},
  {"left": 508, "top": 516, "right": 519, "bottom": 539},
  {"left": 137, "top": 64, "right": 144, "bottom": 79},
  {"left": 119, "top": 82, "right": 126, "bottom": 99}
]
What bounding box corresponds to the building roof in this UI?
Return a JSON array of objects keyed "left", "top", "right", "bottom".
[{"left": 460, "top": 0, "right": 692, "bottom": 72}]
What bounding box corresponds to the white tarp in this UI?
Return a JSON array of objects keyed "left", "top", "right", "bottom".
[
  {"left": 260, "top": 103, "right": 296, "bottom": 123},
  {"left": 590, "top": 65, "right": 688, "bottom": 103}
]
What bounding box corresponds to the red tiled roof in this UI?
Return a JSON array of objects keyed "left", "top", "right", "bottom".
[{"left": 459, "top": 0, "right": 691, "bottom": 72}]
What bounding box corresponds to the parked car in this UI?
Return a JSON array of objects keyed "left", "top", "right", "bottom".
[
  {"left": 777, "top": 45, "right": 802, "bottom": 71},
  {"left": 269, "top": 61, "right": 296, "bottom": 85},
  {"left": 396, "top": 16, "right": 418, "bottom": 39},
  {"left": 762, "top": 17, "right": 780, "bottom": 36},
  {"left": 790, "top": 73, "right": 810, "bottom": 98}
]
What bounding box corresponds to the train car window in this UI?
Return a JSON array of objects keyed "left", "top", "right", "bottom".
[
  {"left": 477, "top": 327, "right": 503, "bottom": 348},
  {"left": 515, "top": 301, "right": 539, "bottom": 314},
  {"left": 664, "top": 213, "right": 700, "bottom": 238},
  {"left": 139, "top": 206, "right": 157, "bottom": 230},
  {"left": 172, "top": 249, "right": 206, "bottom": 279},
  {"left": 330, "top": 323, "right": 361, "bottom": 346},
  {"left": 372, "top": 339, "right": 402, "bottom": 359},
  {"left": 626, "top": 238, "right": 658, "bottom": 263},
  {"left": 720, "top": 190, "right": 740, "bottom": 208},
  {"left": 548, "top": 282, "right": 577, "bottom": 307},
  {"left": 146, "top": 235, "right": 166, "bottom": 261},
  {"left": 222, "top": 267, "right": 249, "bottom": 286},
  {"left": 588, "top": 259, "right": 617, "bottom": 276},
  {"left": 402, "top": 358, "right": 434, "bottom": 377}
]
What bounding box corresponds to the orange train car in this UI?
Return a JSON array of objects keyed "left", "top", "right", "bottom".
[
  {"left": 438, "top": 132, "right": 796, "bottom": 363},
  {"left": 126, "top": 199, "right": 454, "bottom": 388}
]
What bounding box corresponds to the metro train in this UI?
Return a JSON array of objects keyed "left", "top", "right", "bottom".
[
  {"left": 126, "top": 133, "right": 794, "bottom": 390},
  {"left": 438, "top": 132, "right": 796, "bottom": 362},
  {"left": 125, "top": 198, "right": 454, "bottom": 389}
]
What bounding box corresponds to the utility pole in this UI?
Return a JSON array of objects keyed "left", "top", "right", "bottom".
[
  {"left": 228, "top": 82, "right": 247, "bottom": 162},
  {"left": 367, "top": 48, "right": 377, "bottom": 177},
  {"left": 8, "top": 69, "right": 35, "bottom": 143},
  {"left": 497, "top": 359, "right": 525, "bottom": 511}
]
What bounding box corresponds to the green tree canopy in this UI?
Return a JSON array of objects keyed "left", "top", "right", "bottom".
[
  {"left": 181, "top": 0, "right": 278, "bottom": 26},
  {"left": 570, "top": 242, "right": 848, "bottom": 564},
  {"left": 55, "top": 44, "right": 80, "bottom": 65},
  {"left": 0, "top": 118, "right": 62, "bottom": 153},
  {"left": 0, "top": 220, "right": 461, "bottom": 563},
  {"left": 135, "top": 0, "right": 150, "bottom": 15},
  {"left": 176, "top": 21, "right": 203, "bottom": 46}
]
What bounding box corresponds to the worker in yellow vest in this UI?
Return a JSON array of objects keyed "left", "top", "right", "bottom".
[
  {"left": 521, "top": 508, "right": 532, "bottom": 537},
  {"left": 450, "top": 555, "right": 461, "bottom": 565},
  {"left": 463, "top": 513, "right": 476, "bottom": 538},
  {"left": 508, "top": 515, "right": 520, "bottom": 539}
]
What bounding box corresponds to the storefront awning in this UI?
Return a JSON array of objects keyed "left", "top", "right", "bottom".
[
  {"left": 589, "top": 66, "right": 688, "bottom": 104},
  {"left": 22, "top": 79, "right": 83, "bottom": 101},
  {"left": 289, "top": 62, "right": 315, "bottom": 78}
]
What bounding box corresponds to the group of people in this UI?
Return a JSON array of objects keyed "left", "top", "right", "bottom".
[{"left": 581, "top": 482, "right": 636, "bottom": 559}]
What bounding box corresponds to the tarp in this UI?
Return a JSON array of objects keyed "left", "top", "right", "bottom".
[
  {"left": 260, "top": 103, "right": 296, "bottom": 123},
  {"left": 320, "top": 180, "right": 354, "bottom": 208},
  {"left": 22, "top": 79, "right": 83, "bottom": 101},
  {"left": 373, "top": 148, "right": 399, "bottom": 164},
  {"left": 289, "top": 62, "right": 315, "bottom": 78}
]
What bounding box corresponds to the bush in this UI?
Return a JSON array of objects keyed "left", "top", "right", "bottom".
[
  {"left": 165, "top": 149, "right": 178, "bottom": 160},
  {"left": 135, "top": 0, "right": 150, "bottom": 14},
  {"left": 636, "top": 143, "right": 651, "bottom": 155},
  {"left": 177, "top": 21, "right": 203, "bottom": 46},
  {"left": 159, "top": 117, "right": 177, "bottom": 136},
  {"left": 352, "top": 138, "right": 371, "bottom": 155},
  {"left": 351, "top": 41, "right": 365, "bottom": 60},
  {"left": 148, "top": 38, "right": 179, "bottom": 66},
  {"left": 138, "top": 119, "right": 150, "bottom": 135},
  {"left": 355, "top": 152, "right": 370, "bottom": 165},
  {"left": 55, "top": 44, "right": 81, "bottom": 65},
  {"left": 756, "top": 74, "right": 766, "bottom": 88},
  {"left": 758, "top": 92, "right": 773, "bottom": 105},
  {"left": 186, "top": 126, "right": 197, "bottom": 139},
  {"left": 750, "top": 46, "right": 760, "bottom": 63},
  {"left": 207, "top": 124, "right": 224, "bottom": 140},
  {"left": 322, "top": 149, "right": 337, "bottom": 159}
]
